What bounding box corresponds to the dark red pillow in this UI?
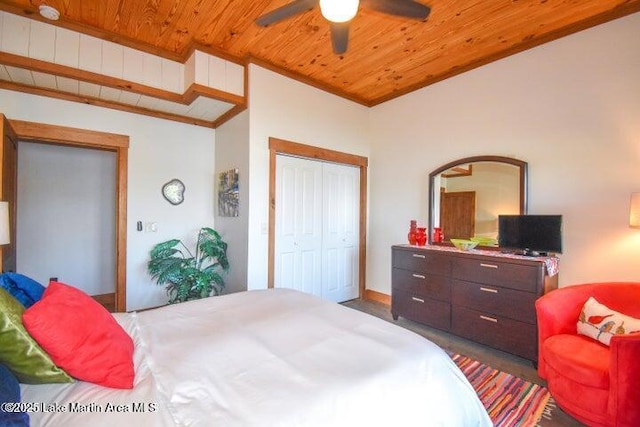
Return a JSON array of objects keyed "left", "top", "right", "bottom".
[{"left": 22, "top": 281, "right": 134, "bottom": 389}]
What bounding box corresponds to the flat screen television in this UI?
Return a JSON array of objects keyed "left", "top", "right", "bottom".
[{"left": 498, "top": 214, "right": 563, "bottom": 256}]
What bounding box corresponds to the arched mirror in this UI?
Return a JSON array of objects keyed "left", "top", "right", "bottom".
[{"left": 428, "top": 156, "right": 527, "bottom": 247}]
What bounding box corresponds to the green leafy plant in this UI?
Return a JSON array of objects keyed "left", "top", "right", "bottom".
[{"left": 147, "top": 227, "right": 229, "bottom": 304}]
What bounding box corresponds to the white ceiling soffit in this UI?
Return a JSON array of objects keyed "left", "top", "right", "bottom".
[{"left": 0, "top": 11, "right": 246, "bottom": 128}]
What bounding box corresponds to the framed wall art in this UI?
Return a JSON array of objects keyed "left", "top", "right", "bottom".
[{"left": 218, "top": 169, "right": 239, "bottom": 217}]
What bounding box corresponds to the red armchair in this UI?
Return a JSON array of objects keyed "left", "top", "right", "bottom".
[{"left": 535, "top": 282, "right": 640, "bottom": 427}]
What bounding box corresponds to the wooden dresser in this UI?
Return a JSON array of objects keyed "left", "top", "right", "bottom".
[{"left": 391, "top": 245, "right": 558, "bottom": 362}]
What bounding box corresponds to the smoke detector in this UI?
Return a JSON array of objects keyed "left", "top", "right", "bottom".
[{"left": 39, "top": 4, "right": 60, "bottom": 21}]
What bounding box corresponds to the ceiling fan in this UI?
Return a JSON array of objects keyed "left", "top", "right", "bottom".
[{"left": 256, "top": 0, "right": 431, "bottom": 55}]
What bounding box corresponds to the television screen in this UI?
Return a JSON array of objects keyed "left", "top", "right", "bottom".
[{"left": 498, "top": 215, "right": 563, "bottom": 256}]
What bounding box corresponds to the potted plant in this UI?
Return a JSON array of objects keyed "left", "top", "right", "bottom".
[{"left": 147, "top": 227, "right": 229, "bottom": 304}]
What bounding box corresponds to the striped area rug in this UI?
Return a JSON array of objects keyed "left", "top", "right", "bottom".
[{"left": 450, "top": 353, "right": 554, "bottom": 427}]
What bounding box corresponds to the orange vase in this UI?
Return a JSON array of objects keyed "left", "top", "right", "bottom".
[{"left": 416, "top": 227, "right": 427, "bottom": 246}]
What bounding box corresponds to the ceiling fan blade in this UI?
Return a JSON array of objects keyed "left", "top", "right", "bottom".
[
  {"left": 330, "top": 22, "right": 350, "bottom": 55},
  {"left": 361, "top": 0, "right": 431, "bottom": 20},
  {"left": 256, "top": 0, "right": 318, "bottom": 27}
]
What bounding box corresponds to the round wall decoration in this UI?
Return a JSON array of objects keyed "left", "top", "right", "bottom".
[{"left": 162, "top": 179, "right": 185, "bottom": 205}]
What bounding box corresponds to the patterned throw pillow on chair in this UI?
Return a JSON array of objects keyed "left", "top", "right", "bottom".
[{"left": 577, "top": 297, "right": 640, "bottom": 346}]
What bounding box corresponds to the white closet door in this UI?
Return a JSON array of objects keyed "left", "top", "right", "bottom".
[
  {"left": 322, "top": 162, "right": 360, "bottom": 302},
  {"left": 274, "top": 155, "right": 323, "bottom": 296},
  {"left": 275, "top": 155, "right": 360, "bottom": 302}
]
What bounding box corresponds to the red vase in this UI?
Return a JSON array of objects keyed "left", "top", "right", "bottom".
[
  {"left": 416, "top": 227, "right": 427, "bottom": 246},
  {"left": 408, "top": 220, "right": 417, "bottom": 245},
  {"left": 433, "top": 227, "right": 443, "bottom": 243}
]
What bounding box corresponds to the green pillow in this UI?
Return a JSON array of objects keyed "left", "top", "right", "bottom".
[{"left": 0, "top": 288, "right": 73, "bottom": 384}]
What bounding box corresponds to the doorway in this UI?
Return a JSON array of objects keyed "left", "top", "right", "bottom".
[
  {"left": 18, "top": 142, "right": 116, "bottom": 302},
  {"left": 268, "top": 137, "right": 368, "bottom": 302},
  {"left": 1, "top": 115, "right": 129, "bottom": 311}
]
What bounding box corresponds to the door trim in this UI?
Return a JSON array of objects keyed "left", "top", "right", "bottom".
[
  {"left": 0, "top": 115, "right": 18, "bottom": 273},
  {"left": 268, "top": 137, "right": 368, "bottom": 299},
  {"left": 9, "top": 119, "right": 129, "bottom": 312}
]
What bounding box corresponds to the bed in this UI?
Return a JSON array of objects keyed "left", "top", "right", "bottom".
[{"left": 19, "top": 288, "right": 491, "bottom": 426}]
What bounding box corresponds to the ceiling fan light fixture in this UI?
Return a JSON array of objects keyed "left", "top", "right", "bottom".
[{"left": 319, "top": 0, "right": 359, "bottom": 23}]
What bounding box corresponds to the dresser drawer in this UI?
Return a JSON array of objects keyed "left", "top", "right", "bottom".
[
  {"left": 451, "top": 305, "right": 537, "bottom": 361},
  {"left": 451, "top": 257, "right": 542, "bottom": 292},
  {"left": 392, "top": 268, "right": 451, "bottom": 302},
  {"left": 451, "top": 280, "right": 537, "bottom": 323},
  {"left": 393, "top": 249, "right": 451, "bottom": 276},
  {"left": 391, "top": 289, "right": 451, "bottom": 331}
]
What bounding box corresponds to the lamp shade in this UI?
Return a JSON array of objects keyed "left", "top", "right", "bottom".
[
  {"left": 0, "top": 201, "right": 9, "bottom": 245},
  {"left": 319, "top": 0, "right": 359, "bottom": 23},
  {"left": 630, "top": 193, "right": 640, "bottom": 228}
]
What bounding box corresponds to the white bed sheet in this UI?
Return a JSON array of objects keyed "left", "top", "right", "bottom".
[{"left": 21, "top": 288, "right": 491, "bottom": 427}]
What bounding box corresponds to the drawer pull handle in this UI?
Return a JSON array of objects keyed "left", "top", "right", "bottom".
[
  {"left": 412, "top": 254, "right": 426, "bottom": 259},
  {"left": 412, "top": 274, "right": 426, "bottom": 279},
  {"left": 480, "top": 287, "right": 498, "bottom": 294},
  {"left": 411, "top": 297, "right": 425, "bottom": 303},
  {"left": 480, "top": 315, "right": 498, "bottom": 323},
  {"left": 480, "top": 263, "right": 498, "bottom": 269}
]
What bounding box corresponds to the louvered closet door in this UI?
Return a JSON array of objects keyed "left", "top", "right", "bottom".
[{"left": 274, "top": 155, "right": 360, "bottom": 302}]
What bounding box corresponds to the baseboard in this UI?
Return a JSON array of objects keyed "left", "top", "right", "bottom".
[{"left": 364, "top": 289, "right": 390, "bottom": 306}]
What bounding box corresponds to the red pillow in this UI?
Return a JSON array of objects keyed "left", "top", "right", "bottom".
[{"left": 22, "top": 281, "right": 134, "bottom": 389}]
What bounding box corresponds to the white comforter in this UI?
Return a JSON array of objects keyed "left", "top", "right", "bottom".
[{"left": 21, "top": 288, "right": 491, "bottom": 427}]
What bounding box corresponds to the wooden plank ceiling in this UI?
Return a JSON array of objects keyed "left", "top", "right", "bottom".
[{"left": 1, "top": 0, "right": 639, "bottom": 125}]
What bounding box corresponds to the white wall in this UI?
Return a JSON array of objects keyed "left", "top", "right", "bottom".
[
  {"left": 215, "top": 110, "right": 250, "bottom": 294},
  {"left": 246, "top": 65, "right": 370, "bottom": 290},
  {"left": 368, "top": 12, "right": 640, "bottom": 294},
  {"left": 0, "top": 89, "right": 216, "bottom": 310}
]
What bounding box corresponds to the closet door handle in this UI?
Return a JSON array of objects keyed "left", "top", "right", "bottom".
[
  {"left": 412, "top": 254, "right": 426, "bottom": 259},
  {"left": 411, "top": 297, "right": 425, "bottom": 303},
  {"left": 480, "top": 315, "right": 498, "bottom": 323},
  {"left": 480, "top": 263, "right": 498, "bottom": 269},
  {"left": 480, "top": 287, "right": 498, "bottom": 294},
  {"left": 412, "top": 274, "right": 426, "bottom": 279}
]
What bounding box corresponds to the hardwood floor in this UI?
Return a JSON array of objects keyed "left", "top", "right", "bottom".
[{"left": 342, "top": 298, "right": 585, "bottom": 427}]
